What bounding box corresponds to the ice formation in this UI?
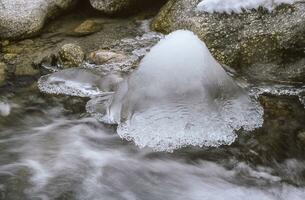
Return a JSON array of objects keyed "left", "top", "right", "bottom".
[
  {"left": 97, "top": 30, "right": 264, "bottom": 151},
  {"left": 197, "top": 0, "right": 296, "bottom": 14},
  {"left": 38, "top": 68, "right": 123, "bottom": 97}
]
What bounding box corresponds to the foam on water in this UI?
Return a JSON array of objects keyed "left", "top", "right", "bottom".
[
  {"left": 197, "top": 0, "right": 296, "bottom": 14},
  {"left": 99, "top": 30, "right": 263, "bottom": 151},
  {"left": 0, "top": 101, "right": 10, "bottom": 117}
]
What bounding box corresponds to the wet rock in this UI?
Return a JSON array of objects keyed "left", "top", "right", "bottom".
[
  {"left": 2, "top": 39, "right": 41, "bottom": 77},
  {"left": 152, "top": 0, "right": 305, "bottom": 69},
  {"left": 89, "top": 0, "right": 138, "bottom": 14},
  {"left": 0, "top": 0, "right": 77, "bottom": 39},
  {"left": 232, "top": 94, "right": 305, "bottom": 164},
  {"left": 15, "top": 64, "right": 39, "bottom": 76},
  {"left": 89, "top": 0, "right": 167, "bottom": 15},
  {"left": 71, "top": 20, "right": 103, "bottom": 37},
  {"left": 240, "top": 58, "right": 305, "bottom": 83},
  {"left": 0, "top": 62, "right": 7, "bottom": 86},
  {"left": 59, "top": 44, "right": 84, "bottom": 68},
  {"left": 33, "top": 53, "right": 59, "bottom": 73},
  {"left": 87, "top": 50, "right": 128, "bottom": 65}
]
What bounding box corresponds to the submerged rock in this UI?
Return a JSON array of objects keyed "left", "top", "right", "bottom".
[
  {"left": 152, "top": 0, "right": 305, "bottom": 71},
  {"left": 0, "top": 62, "right": 7, "bottom": 86},
  {"left": 59, "top": 44, "right": 84, "bottom": 68},
  {"left": 70, "top": 20, "right": 103, "bottom": 37},
  {"left": 92, "top": 30, "right": 263, "bottom": 151},
  {"left": 87, "top": 50, "right": 128, "bottom": 65},
  {"left": 0, "top": 0, "right": 77, "bottom": 39}
]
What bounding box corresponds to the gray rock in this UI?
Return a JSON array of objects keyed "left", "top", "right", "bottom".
[
  {"left": 89, "top": 0, "right": 166, "bottom": 15},
  {"left": 59, "top": 43, "right": 84, "bottom": 68},
  {"left": 89, "top": 0, "right": 137, "bottom": 14},
  {"left": 152, "top": 0, "right": 305, "bottom": 70},
  {"left": 0, "top": 0, "right": 76, "bottom": 39}
]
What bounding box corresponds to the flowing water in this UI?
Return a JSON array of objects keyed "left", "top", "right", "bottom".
[
  {"left": 0, "top": 85, "right": 305, "bottom": 200},
  {"left": 1, "top": 8, "right": 305, "bottom": 200}
]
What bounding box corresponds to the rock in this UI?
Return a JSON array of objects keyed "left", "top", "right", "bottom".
[
  {"left": 71, "top": 20, "right": 103, "bottom": 37},
  {"left": 59, "top": 44, "right": 84, "bottom": 68},
  {"left": 0, "top": 0, "right": 77, "bottom": 39},
  {"left": 152, "top": 0, "right": 305, "bottom": 69},
  {"left": 33, "top": 53, "right": 59, "bottom": 73},
  {"left": 0, "top": 62, "right": 7, "bottom": 86},
  {"left": 89, "top": 0, "right": 166, "bottom": 15},
  {"left": 89, "top": 0, "right": 138, "bottom": 14},
  {"left": 3, "top": 53, "right": 17, "bottom": 62},
  {"left": 240, "top": 58, "right": 305, "bottom": 83},
  {"left": 87, "top": 50, "right": 127, "bottom": 65},
  {"left": 15, "top": 64, "right": 39, "bottom": 76},
  {"left": 1, "top": 40, "right": 9, "bottom": 47}
]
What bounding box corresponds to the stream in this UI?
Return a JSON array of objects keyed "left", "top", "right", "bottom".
[{"left": 0, "top": 5, "right": 305, "bottom": 200}]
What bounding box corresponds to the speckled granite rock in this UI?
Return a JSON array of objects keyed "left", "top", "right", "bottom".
[
  {"left": 59, "top": 43, "right": 84, "bottom": 68},
  {"left": 89, "top": 0, "right": 166, "bottom": 15},
  {"left": 89, "top": 0, "right": 137, "bottom": 14},
  {"left": 0, "top": 0, "right": 76, "bottom": 39},
  {"left": 152, "top": 0, "right": 305, "bottom": 69}
]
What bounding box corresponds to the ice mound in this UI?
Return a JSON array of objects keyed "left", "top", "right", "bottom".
[
  {"left": 97, "top": 30, "right": 263, "bottom": 152},
  {"left": 38, "top": 68, "right": 123, "bottom": 97},
  {"left": 197, "top": 0, "right": 296, "bottom": 14}
]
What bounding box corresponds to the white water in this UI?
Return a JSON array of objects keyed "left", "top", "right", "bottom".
[
  {"left": 0, "top": 113, "right": 304, "bottom": 200},
  {"left": 197, "top": 0, "right": 296, "bottom": 13},
  {"left": 0, "top": 112, "right": 305, "bottom": 200},
  {"left": 0, "top": 101, "right": 10, "bottom": 117}
]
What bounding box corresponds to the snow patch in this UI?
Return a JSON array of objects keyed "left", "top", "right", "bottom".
[{"left": 197, "top": 0, "right": 296, "bottom": 14}]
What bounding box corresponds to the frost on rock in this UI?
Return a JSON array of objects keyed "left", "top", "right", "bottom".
[
  {"left": 38, "top": 68, "right": 123, "bottom": 97},
  {"left": 197, "top": 0, "right": 296, "bottom": 14},
  {"left": 95, "top": 30, "right": 264, "bottom": 152},
  {"left": 250, "top": 84, "right": 305, "bottom": 108}
]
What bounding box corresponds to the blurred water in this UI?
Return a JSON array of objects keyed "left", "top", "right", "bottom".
[{"left": 0, "top": 88, "right": 304, "bottom": 200}]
